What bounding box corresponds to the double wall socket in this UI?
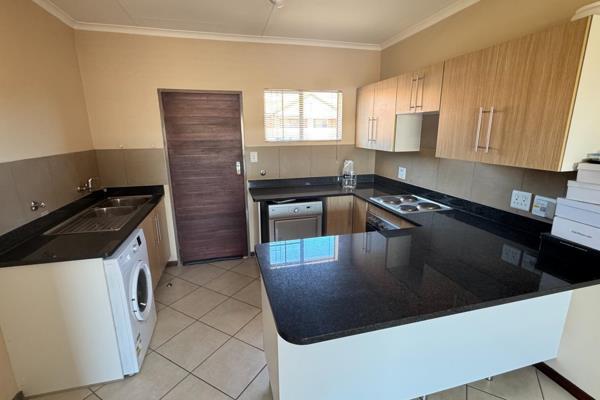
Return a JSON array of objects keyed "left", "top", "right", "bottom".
[{"left": 510, "top": 190, "right": 533, "bottom": 211}]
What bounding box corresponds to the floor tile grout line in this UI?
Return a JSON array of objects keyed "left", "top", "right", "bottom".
[
  {"left": 152, "top": 349, "right": 236, "bottom": 399},
  {"left": 234, "top": 364, "right": 268, "bottom": 400},
  {"left": 467, "top": 385, "right": 507, "bottom": 400},
  {"left": 189, "top": 336, "right": 253, "bottom": 399},
  {"left": 156, "top": 370, "right": 190, "bottom": 400},
  {"left": 535, "top": 369, "right": 546, "bottom": 400}
]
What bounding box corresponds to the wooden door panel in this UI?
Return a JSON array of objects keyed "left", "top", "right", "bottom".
[
  {"left": 326, "top": 196, "right": 354, "bottom": 235},
  {"left": 161, "top": 91, "right": 247, "bottom": 263},
  {"left": 418, "top": 62, "right": 444, "bottom": 113},
  {"left": 352, "top": 197, "right": 368, "bottom": 233},
  {"left": 373, "top": 77, "right": 398, "bottom": 151},
  {"left": 436, "top": 46, "right": 499, "bottom": 162},
  {"left": 396, "top": 72, "right": 416, "bottom": 114},
  {"left": 484, "top": 18, "right": 588, "bottom": 170},
  {"left": 355, "top": 84, "right": 375, "bottom": 149}
]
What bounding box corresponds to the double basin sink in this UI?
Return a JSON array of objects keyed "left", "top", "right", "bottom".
[{"left": 46, "top": 195, "right": 152, "bottom": 235}]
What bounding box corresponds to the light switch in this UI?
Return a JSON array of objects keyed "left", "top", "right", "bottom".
[
  {"left": 398, "top": 166, "right": 407, "bottom": 180},
  {"left": 250, "top": 152, "right": 258, "bottom": 163}
]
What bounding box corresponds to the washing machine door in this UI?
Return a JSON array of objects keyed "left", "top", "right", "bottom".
[{"left": 130, "top": 261, "right": 153, "bottom": 321}]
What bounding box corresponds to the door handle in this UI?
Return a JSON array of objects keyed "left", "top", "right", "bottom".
[
  {"left": 409, "top": 76, "right": 417, "bottom": 110},
  {"left": 416, "top": 75, "right": 424, "bottom": 109},
  {"left": 236, "top": 161, "right": 242, "bottom": 175}
]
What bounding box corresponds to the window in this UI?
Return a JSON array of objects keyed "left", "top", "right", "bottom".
[{"left": 264, "top": 89, "right": 343, "bottom": 142}]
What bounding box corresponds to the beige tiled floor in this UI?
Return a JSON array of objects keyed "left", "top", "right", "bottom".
[{"left": 32, "top": 257, "right": 576, "bottom": 400}]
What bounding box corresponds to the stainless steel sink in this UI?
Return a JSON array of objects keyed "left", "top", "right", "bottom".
[
  {"left": 45, "top": 196, "right": 151, "bottom": 235},
  {"left": 95, "top": 195, "right": 152, "bottom": 208}
]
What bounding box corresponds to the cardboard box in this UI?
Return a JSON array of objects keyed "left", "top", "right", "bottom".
[
  {"left": 552, "top": 216, "right": 600, "bottom": 251},
  {"left": 577, "top": 163, "right": 600, "bottom": 185},
  {"left": 567, "top": 180, "right": 600, "bottom": 205}
]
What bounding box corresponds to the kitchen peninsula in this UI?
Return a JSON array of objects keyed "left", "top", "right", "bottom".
[{"left": 253, "top": 179, "right": 600, "bottom": 400}]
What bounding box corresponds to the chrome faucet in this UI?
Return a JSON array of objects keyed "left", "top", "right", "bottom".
[{"left": 77, "top": 177, "right": 100, "bottom": 193}]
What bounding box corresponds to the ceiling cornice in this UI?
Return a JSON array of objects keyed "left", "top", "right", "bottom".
[
  {"left": 71, "top": 21, "right": 382, "bottom": 51},
  {"left": 380, "top": 0, "right": 480, "bottom": 49},
  {"left": 32, "top": 0, "right": 480, "bottom": 52}
]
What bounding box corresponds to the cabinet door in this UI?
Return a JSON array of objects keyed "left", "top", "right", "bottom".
[
  {"left": 395, "top": 72, "right": 417, "bottom": 114},
  {"left": 326, "top": 196, "right": 354, "bottom": 235},
  {"left": 416, "top": 62, "right": 444, "bottom": 113},
  {"left": 352, "top": 197, "right": 368, "bottom": 233},
  {"left": 355, "top": 84, "right": 375, "bottom": 149},
  {"left": 436, "top": 46, "right": 499, "bottom": 162},
  {"left": 482, "top": 18, "right": 588, "bottom": 170},
  {"left": 139, "top": 210, "right": 160, "bottom": 289},
  {"left": 372, "top": 77, "right": 398, "bottom": 151},
  {"left": 156, "top": 199, "right": 171, "bottom": 270}
]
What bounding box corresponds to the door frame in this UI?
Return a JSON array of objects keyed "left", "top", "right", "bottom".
[{"left": 157, "top": 89, "right": 251, "bottom": 263}]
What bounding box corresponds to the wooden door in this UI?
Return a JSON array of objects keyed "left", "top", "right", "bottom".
[
  {"left": 373, "top": 77, "right": 398, "bottom": 151},
  {"left": 355, "top": 84, "right": 375, "bottom": 149},
  {"left": 395, "top": 71, "right": 417, "bottom": 114},
  {"left": 326, "top": 196, "right": 354, "bottom": 235},
  {"left": 352, "top": 196, "right": 368, "bottom": 233},
  {"left": 417, "top": 62, "right": 444, "bottom": 113},
  {"left": 436, "top": 46, "right": 499, "bottom": 162},
  {"left": 161, "top": 91, "right": 248, "bottom": 263},
  {"left": 482, "top": 18, "right": 589, "bottom": 170}
]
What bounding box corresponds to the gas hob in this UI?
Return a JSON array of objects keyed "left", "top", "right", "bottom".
[{"left": 370, "top": 195, "right": 452, "bottom": 214}]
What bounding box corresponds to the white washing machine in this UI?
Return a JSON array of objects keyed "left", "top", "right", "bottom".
[{"left": 104, "top": 228, "right": 157, "bottom": 376}]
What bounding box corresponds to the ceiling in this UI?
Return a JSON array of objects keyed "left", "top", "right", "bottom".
[{"left": 34, "top": 0, "right": 480, "bottom": 50}]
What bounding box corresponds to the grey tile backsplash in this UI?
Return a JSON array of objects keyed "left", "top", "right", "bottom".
[
  {"left": 0, "top": 150, "right": 99, "bottom": 235},
  {"left": 374, "top": 114, "right": 576, "bottom": 219}
]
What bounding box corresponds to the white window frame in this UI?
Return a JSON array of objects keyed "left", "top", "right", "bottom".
[{"left": 264, "top": 89, "right": 343, "bottom": 142}]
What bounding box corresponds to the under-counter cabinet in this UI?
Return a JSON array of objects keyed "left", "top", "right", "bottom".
[
  {"left": 437, "top": 16, "right": 600, "bottom": 171},
  {"left": 326, "top": 196, "right": 354, "bottom": 235},
  {"left": 139, "top": 198, "right": 170, "bottom": 289},
  {"left": 396, "top": 62, "right": 444, "bottom": 114},
  {"left": 352, "top": 197, "right": 368, "bottom": 233}
]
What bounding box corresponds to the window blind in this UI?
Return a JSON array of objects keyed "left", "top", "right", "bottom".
[{"left": 264, "top": 89, "right": 343, "bottom": 142}]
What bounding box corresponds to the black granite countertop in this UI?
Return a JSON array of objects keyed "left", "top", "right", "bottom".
[
  {"left": 0, "top": 186, "right": 164, "bottom": 267},
  {"left": 253, "top": 176, "right": 600, "bottom": 345}
]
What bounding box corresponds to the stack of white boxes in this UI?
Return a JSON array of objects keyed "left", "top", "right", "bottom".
[{"left": 552, "top": 163, "right": 600, "bottom": 251}]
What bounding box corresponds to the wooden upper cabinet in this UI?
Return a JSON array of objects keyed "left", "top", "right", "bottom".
[
  {"left": 483, "top": 18, "right": 590, "bottom": 170},
  {"left": 396, "top": 63, "right": 444, "bottom": 114},
  {"left": 418, "top": 63, "right": 444, "bottom": 113},
  {"left": 395, "top": 72, "right": 415, "bottom": 114},
  {"left": 437, "top": 16, "right": 600, "bottom": 171},
  {"left": 372, "top": 77, "right": 398, "bottom": 151},
  {"left": 355, "top": 83, "right": 375, "bottom": 150},
  {"left": 436, "top": 46, "right": 499, "bottom": 162}
]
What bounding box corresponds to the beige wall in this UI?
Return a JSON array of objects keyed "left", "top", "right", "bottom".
[
  {"left": 381, "top": 0, "right": 592, "bottom": 78},
  {"left": 74, "top": 31, "right": 380, "bottom": 149},
  {"left": 0, "top": 327, "right": 17, "bottom": 400},
  {"left": 0, "top": 0, "right": 93, "bottom": 163}
]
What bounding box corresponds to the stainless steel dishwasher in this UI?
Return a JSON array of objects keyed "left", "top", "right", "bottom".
[{"left": 267, "top": 200, "right": 323, "bottom": 242}]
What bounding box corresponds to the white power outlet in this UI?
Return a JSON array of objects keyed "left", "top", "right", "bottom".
[
  {"left": 398, "top": 166, "right": 407, "bottom": 180},
  {"left": 532, "top": 195, "right": 557, "bottom": 219},
  {"left": 250, "top": 152, "right": 258, "bottom": 163},
  {"left": 510, "top": 190, "right": 532, "bottom": 211}
]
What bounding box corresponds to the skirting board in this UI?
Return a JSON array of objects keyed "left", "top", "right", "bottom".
[{"left": 535, "top": 363, "right": 594, "bottom": 400}]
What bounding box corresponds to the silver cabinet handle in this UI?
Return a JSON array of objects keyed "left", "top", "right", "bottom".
[
  {"left": 367, "top": 117, "right": 373, "bottom": 142},
  {"left": 409, "top": 76, "right": 418, "bottom": 110},
  {"left": 154, "top": 214, "right": 160, "bottom": 246},
  {"left": 474, "top": 107, "right": 484, "bottom": 152},
  {"left": 484, "top": 107, "right": 495, "bottom": 153},
  {"left": 236, "top": 161, "right": 241, "bottom": 175},
  {"left": 416, "top": 75, "right": 425, "bottom": 109},
  {"left": 372, "top": 117, "right": 378, "bottom": 143}
]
